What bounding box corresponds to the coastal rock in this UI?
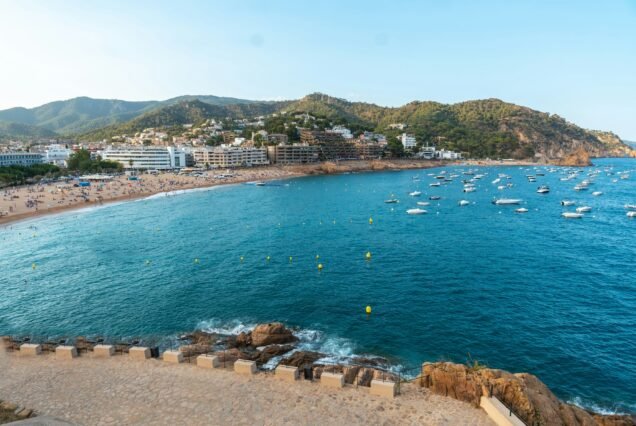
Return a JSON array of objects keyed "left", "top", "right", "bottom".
[
  {"left": 179, "top": 344, "right": 213, "bottom": 357},
  {"left": 280, "top": 351, "right": 324, "bottom": 368},
  {"left": 253, "top": 344, "right": 294, "bottom": 364},
  {"left": 420, "top": 362, "right": 634, "bottom": 426},
  {"left": 182, "top": 330, "right": 216, "bottom": 345},
  {"left": 250, "top": 323, "right": 297, "bottom": 347},
  {"left": 558, "top": 147, "right": 592, "bottom": 167},
  {"left": 236, "top": 331, "right": 251, "bottom": 347}
]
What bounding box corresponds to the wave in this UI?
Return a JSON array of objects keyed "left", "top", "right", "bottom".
[
  {"left": 567, "top": 396, "right": 634, "bottom": 416},
  {"left": 142, "top": 183, "right": 237, "bottom": 200}
]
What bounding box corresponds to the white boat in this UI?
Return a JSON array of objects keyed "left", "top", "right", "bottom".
[
  {"left": 561, "top": 200, "right": 576, "bottom": 206},
  {"left": 463, "top": 187, "right": 476, "bottom": 193},
  {"left": 627, "top": 211, "right": 636, "bottom": 218},
  {"left": 562, "top": 212, "right": 584, "bottom": 219},
  {"left": 497, "top": 185, "right": 506, "bottom": 190},
  {"left": 576, "top": 206, "right": 592, "bottom": 213},
  {"left": 515, "top": 208, "right": 529, "bottom": 213},
  {"left": 430, "top": 183, "right": 441, "bottom": 187},
  {"left": 537, "top": 186, "right": 550, "bottom": 194},
  {"left": 492, "top": 178, "right": 501, "bottom": 184},
  {"left": 429, "top": 196, "right": 441, "bottom": 200},
  {"left": 384, "top": 199, "right": 399, "bottom": 204},
  {"left": 492, "top": 198, "right": 522, "bottom": 205},
  {"left": 458, "top": 200, "right": 470, "bottom": 206},
  {"left": 406, "top": 208, "right": 427, "bottom": 215},
  {"left": 254, "top": 181, "right": 266, "bottom": 186},
  {"left": 409, "top": 191, "right": 422, "bottom": 197},
  {"left": 574, "top": 185, "right": 588, "bottom": 191},
  {"left": 625, "top": 204, "right": 636, "bottom": 210},
  {"left": 416, "top": 201, "right": 430, "bottom": 206},
  {"left": 592, "top": 191, "right": 603, "bottom": 196}
]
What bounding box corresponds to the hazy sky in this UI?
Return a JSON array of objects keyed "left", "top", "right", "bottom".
[{"left": 1, "top": 0, "right": 635, "bottom": 138}]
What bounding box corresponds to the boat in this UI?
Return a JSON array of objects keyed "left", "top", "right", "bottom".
[
  {"left": 254, "top": 181, "right": 266, "bottom": 186},
  {"left": 576, "top": 206, "right": 592, "bottom": 213},
  {"left": 592, "top": 191, "right": 603, "bottom": 196},
  {"left": 625, "top": 204, "right": 636, "bottom": 210},
  {"left": 492, "top": 198, "right": 522, "bottom": 205},
  {"left": 384, "top": 199, "right": 399, "bottom": 204},
  {"left": 409, "top": 191, "right": 422, "bottom": 197},
  {"left": 406, "top": 208, "right": 427, "bottom": 215},
  {"left": 429, "top": 196, "right": 441, "bottom": 200},
  {"left": 416, "top": 201, "right": 430, "bottom": 206},
  {"left": 561, "top": 200, "right": 576, "bottom": 206},
  {"left": 515, "top": 208, "right": 529, "bottom": 213},
  {"left": 573, "top": 185, "right": 588, "bottom": 191},
  {"left": 537, "top": 186, "right": 550, "bottom": 194},
  {"left": 458, "top": 200, "right": 470, "bottom": 206},
  {"left": 497, "top": 185, "right": 506, "bottom": 190},
  {"left": 429, "top": 183, "right": 441, "bottom": 187},
  {"left": 463, "top": 187, "right": 476, "bottom": 193},
  {"left": 562, "top": 212, "right": 584, "bottom": 219},
  {"left": 627, "top": 211, "right": 636, "bottom": 218}
]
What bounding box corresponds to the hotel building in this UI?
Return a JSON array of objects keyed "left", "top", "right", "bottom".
[
  {"left": 0, "top": 152, "right": 44, "bottom": 167},
  {"left": 101, "top": 146, "right": 186, "bottom": 170}
]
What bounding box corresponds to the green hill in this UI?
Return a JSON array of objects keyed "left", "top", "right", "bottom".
[{"left": 0, "top": 121, "right": 57, "bottom": 141}]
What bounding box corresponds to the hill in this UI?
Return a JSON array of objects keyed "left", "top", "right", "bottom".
[
  {"left": 280, "top": 94, "right": 633, "bottom": 160},
  {"left": 79, "top": 99, "right": 292, "bottom": 140},
  {"left": 0, "top": 95, "right": 264, "bottom": 137},
  {"left": 0, "top": 121, "right": 57, "bottom": 141}
]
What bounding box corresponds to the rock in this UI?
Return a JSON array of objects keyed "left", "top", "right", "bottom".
[
  {"left": 420, "top": 362, "right": 635, "bottom": 426},
  {"left": 280, "top": 351, "right": 324, "bottom": 367},
  {"left": 179, "top": 344, "right": 212, "bottom": 357},
  {"left": 0, "top": 401, "right": 19, "bottom": 411},
  {"left": 16, "top": 408, "right": 33, "bottom": 419},
  {"left": 236, "top": 332, "right": 252, "bottom": 347},
  {"left": 253, "top": 344, "right": 294, "bottom": 364},
  {"left": 182, "top": 330, "right": 216, "bottom": 345},
  {"left": 250, "top": 323, "right": 297, "bottom": 346},
  {"left": 558, "top": 147, "right": 591, "bottom": 167}
]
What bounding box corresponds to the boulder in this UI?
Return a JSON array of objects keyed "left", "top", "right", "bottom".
[
  {"left": 253, "top": 344, "right": 294, "bottom": 364},
  {"left": 250, "top": 323, "right": 297, "bottom": 346},
  {"left": 182, "top": 330, "right": 216, "bottom": 345},
  {"left": 236, "top": 332, "right": 252, "bottom": 347},
  {"left": 280, "top": 351, "right": 324, "bottom": 367},
  {"left": 420, "top": 362, "right": 635, "bottom": 426},
  {"left": 179, "top": 344, "right": 213, "bottom": 357}
]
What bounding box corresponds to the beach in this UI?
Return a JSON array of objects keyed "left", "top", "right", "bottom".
[
  {"left": 0, "top": 352, "right": 493, "bottom": 425},
  {"left": 0, "top": 159, "right": 539, "bottom": 227}
]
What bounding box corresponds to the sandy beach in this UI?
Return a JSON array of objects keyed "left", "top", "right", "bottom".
[
  {"left": 0, "top": 159, "right": 539, "bottom": 227},
  {"left": 0, "top": 351, "right": 493, "bottom": 425}
]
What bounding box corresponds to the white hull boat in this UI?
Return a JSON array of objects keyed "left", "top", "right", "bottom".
[
  {"left": 561, "top": 200, "right": 576, "bottom": 206},
  {"left": 409, "top": 191, "right": 422, "bottom": 197},
  {"left": 406, "top": 208, "right": 427, "bottom": 215},
  {"left": 492, "top": 198, "right": 522, "bottom": 205},
  {"left": 576, "top": 206, "right": 592, "bottom": 213},
  {"left": 458, "top": 200, "right": 470, "bottom": 206},
  {"left": 562, "top": 212, "right": 584, "bottom": 219},
  {"left": 516, "top": 208, "right": 529, "bottom": 213},
  {"left": 416, "top": 201, "right": 430, "bottom": 206}
]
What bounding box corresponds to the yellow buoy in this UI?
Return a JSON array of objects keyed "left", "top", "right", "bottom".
[
  {"left": 366, "top": 305, "right": 372, "bottom": 314},
  {"left": 369, "top": 217, "right": 373, "bottom": 225},
  {"left": 317, "top": 263, "right": 323, "bottom": 271},
  {"left": 315, "top": 254, "right": 320, "bottom": 260},
  {"left": 31, "top": 263, "right": 37, "bottom": 270},
  {"left": 365, "top": 251, "right": 372, "bottom": 260}
]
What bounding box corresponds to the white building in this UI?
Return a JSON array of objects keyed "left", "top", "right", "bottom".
[
  {"left": 192, "top": 147, "right": 269, "bottom": 168},
  {"left": 400, "top": 133, "right": 417, "bottom": 149},
  {"left": 435, "top": 149, "right": 462, "bottom": 160},
  {"left": 329, "top": 125, "right": 353, "bottom": 139},
  {"left": 0, "top": 152, "right": 44, "bottom": 167},
  {"left": 44, "top": 144, "right": 72, "bottom": 167},
  {"left": 419, "top": 146, "right": 436, "bottom": 160},
  {"left": 101, "top": 146, "right": 186, "bottom": 170}
]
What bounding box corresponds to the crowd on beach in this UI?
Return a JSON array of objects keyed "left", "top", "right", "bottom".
[{"left": 0, "top": 167, "right": 299, "bottom": 223}]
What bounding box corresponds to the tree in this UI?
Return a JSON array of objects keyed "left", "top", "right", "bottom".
[{"left": 386, "top": 138, "right": 404, "bottom": 158}]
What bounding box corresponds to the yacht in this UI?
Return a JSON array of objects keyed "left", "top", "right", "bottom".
[
  {"left": 384, "top": 199, "right": 399, "bottom": 204},
  {"left": 406, "top": 208, "right": 427, "bottom": 215},
  {"left": 429, "top": 196, "right": 442, "bottom": 201},
  {"left": 409, "top": 191, "right": 422, "bottom": 197},
  {"left": 430, "top": 182, "right": 441, "bottom": 187},
  {"left": 562, "top": 212, "right": 584, "bottom": 219},
  {"left": 592, "top": 191, "right": 603, "bottom": 196},
  {"left": 537, "top": 186, "right": 550, "bottom": 194},
  {"left": 417, "top": 201, "right": 430, "bottom": 206},
  {"left": 576, "top": 206, "right": 592, "bottom": 213},
  {"left": 458, "top": 200, "right": 470, "bottom": 206},
  {"left": 515, "top": 208, "right": 529, "bottom": 213},
  {"left": 627, "top": 211, "right": 636, "bottom": 218},
  {"left": 561, "top": 200, "right": 576, "bottom": 206},
  {"left": 254, "top": 181, "right": 266, "bottom": 186},
  {"left": 492, "top": 198, "right": 522, "bottom": 205},
  {"left": 625, "top": 204, "right": 636, "bottom": 210},
  {"left": 463, "top": 187, "right": 476, "bottom": 193}
]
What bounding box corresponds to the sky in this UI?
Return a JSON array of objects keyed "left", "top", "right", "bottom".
[{"left": 0, "top": 0, "right": 635, "bottom": 139}]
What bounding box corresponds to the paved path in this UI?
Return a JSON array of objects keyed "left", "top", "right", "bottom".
[{"left": 0, "top": 352, "right": 494, "bottom": 425}]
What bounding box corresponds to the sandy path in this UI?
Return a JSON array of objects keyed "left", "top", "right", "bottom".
[{"left": 0, "top": 352, "right": 493, "bottom": 425}]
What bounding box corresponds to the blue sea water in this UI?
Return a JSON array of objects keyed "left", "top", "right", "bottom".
[{"left": 1, "top": 158, "right": 635, "bottom": 413}]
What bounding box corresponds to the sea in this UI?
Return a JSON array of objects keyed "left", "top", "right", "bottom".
[{"left": 1, "top": 158, "right": 634, "bottom": 414}]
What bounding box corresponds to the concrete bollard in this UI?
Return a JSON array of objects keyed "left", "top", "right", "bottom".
[
  {"left": 19, "top": 343, "right": 42, "bottom": 356},
  {"left": 163, "top": 350, "right": 184, "bottom": 364},
  {"left": 196, "top": 354, "right": 220, "bottom": 369},
  {"left": 275, "top": 365, "right": 299, "bottom": 382},
  {"left": 129, "top": 346, "right": 151, "bottom": 360},
  {"left": 234, "top": 359, "right": 257, "bottom": 375},
  {"left": 56, "top": 346, "right": 78, "bottom": 360},
  {"left": 93, "top": 344, "right": 115, "bottom": 357},
  {"left": 320, "top": 372, "right": 345, "bottom": 388},
  {"left": 370, "top": 380, "right": 397, "bottom": 398}
]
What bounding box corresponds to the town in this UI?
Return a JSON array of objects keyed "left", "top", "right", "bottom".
[{"left": 0, "top": 111, "right": 462, "bottom": 172}]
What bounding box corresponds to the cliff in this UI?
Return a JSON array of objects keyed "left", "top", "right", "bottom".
[{"left": 420, "top": 362, "right": 634, "bottom": 426}]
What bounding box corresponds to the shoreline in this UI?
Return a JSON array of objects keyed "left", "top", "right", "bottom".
[{"left": 0, "top": 158, "right": 540, "bottom": 228}]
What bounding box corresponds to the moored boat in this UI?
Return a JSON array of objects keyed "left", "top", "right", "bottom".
[
  {"left": 576, "top": 206, "right": 592, "bottom": 213},
  {"left": 409, "top": 191, "right": 422, "bottom": 197},
  {"left": 515, "top": 208, "right": 529, "bottom": 213},
  {"left": 458, "top": 200, "right": 470, "bottom": 206},
  {"left": 492, "top": 198, "right": 522, "bottom": 205},
  {"left": 562, "top": 212, "right": 584, "bottom": 219},
  {"left": 561, "top": 200, "right": 576, "bottom": 206},
  {"left": 406, "top": 208, "right": 427, "bottom": 215}
]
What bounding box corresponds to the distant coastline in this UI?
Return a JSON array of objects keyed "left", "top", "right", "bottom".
[{"left": 0, "top": 158, "right": 536, "bottom": 227}]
